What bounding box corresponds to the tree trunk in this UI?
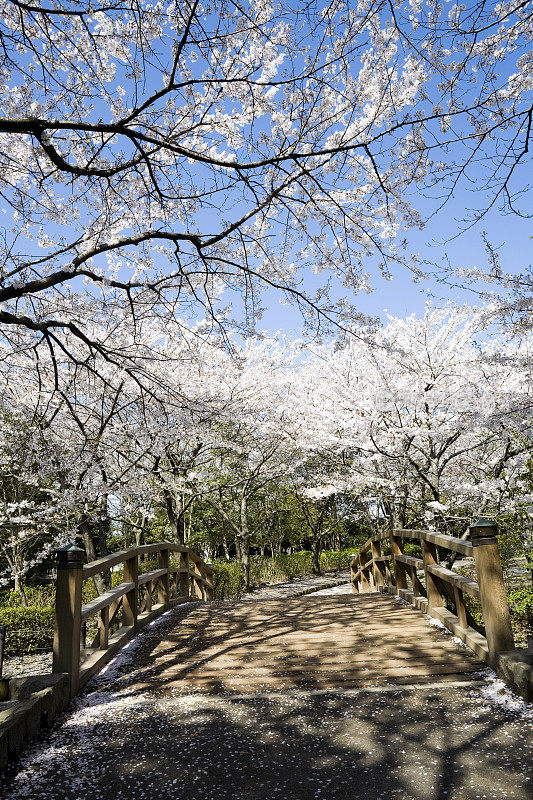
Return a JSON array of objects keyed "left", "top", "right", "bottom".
[
  {"left": 240, "top": 536, "right": 251, "bottom": 590},
  {"left": 14, "top": 574, "right": 28, "bottom": 607},
  {"left": 79, "top": 516, "right": 106, "bottom": 595},
  {"left": 135, "top": 526, "right": 144, "bottom": 548},
  {"left": 163, "top": 488, "right": 182, "bottom": 544},
  {"left": 222, "top": 533, "right": 230, "bottom": 561},
  {"left": 310, "top": 537, "right": 321, "bottom": 575},
  {"left": 97, "top": 501, "right": 111, "bottom": 587},
  {"left": 239, "top": 493, "right": 251, "bottom": 590},
  {"left": 175, "top": 491, "right": 186, "bottom": 544}
]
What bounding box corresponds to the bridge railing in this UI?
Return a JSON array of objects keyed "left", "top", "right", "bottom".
[
  {"left": 349, "top": 518, "right": 515, "bottom": 667},
  {"left": 52, "top": 541, "right": 214, "bottom": 696}
]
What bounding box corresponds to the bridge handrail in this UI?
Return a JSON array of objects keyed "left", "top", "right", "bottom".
[
  {"left": 53, "top": 541, "right": 214, "bottom": 696},
  {"left": 349, "top": 520, "right": 515, "bottom": 668}
]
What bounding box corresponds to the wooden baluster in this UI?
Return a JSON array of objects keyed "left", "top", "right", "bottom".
[
  {"left": 410, "top": 565, "right": 423, "bottom": 599},
  {"left": 123, "top": 553, "right": 138, "bottom": 629},
  {"left": 360, "top": 552, "right": 371, "bottom": 592},
  {"left": 145, "top": 579, "right": 152, "bottom": 612},
  {"left": 171, "top": 566, "right": 178, "bottom": 598},
  {"left": 390, "top": 530, "right": 407, "bottom": 591},
  {"left": 158, "top": 545, "right": 170, "bottom": 606},
  {"left": 53, "top": 544, "right": 84, "bottom": 697},
  {"left": 180, "top": 551, "right": 190, "bottom": 598},
  {"left": 371, "top": 540, "right": 385, "bottom": 589},
  {"left": 453, "top": 587, "right": 467, "bottom": 631},
  {"left": 194, "top": 563, "right": 204, "bottom": 599},
  {"left": 384, "top": 557, "right": 393, "bottom": 589},
  {"left": 99, "top": 606, "right": 109, "bottom": 650},
  {"left": 349, "top": 554, "right": 358, "bottom": 593},
  {"left": 422, "top": 539, "right": 443, "bottom": 612},
  {"left": 470, "top": 518, "right": 514, "bottom": 660}
]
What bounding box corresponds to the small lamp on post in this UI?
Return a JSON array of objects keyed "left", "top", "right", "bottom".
[
  {"left": 469, "top": 517, "right": 498, "bottom": 547},
  {"left": 56, "top": 543, "right": 85, "bottom": 570}
]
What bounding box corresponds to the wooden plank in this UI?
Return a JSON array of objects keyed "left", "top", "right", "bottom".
[
  {"left": 394, "top": 554, "right": 424, "bottom": 569},
  {"left": 82, "top": 541, "right": 208, "bottom": 578},
  {"left": 80, "top": 582, "right": 135, "bottom": 620},
  {"left": 426, "top": 564, "right": 480, "bottom": 599},
  {"left": 397, "top": 529, "right": 474, "bottom": 556},
  {"left": 83, "top": 549, "right": 134, "bottom": 579},
  {"left": 138, "top": 568, "right": 167, "bottom": 586},
  {"left": 150, "top": 594, "right": 486, "bottom": 694},
  {"left": 174, "top": 662, "right": 483, "bottom": 679}
]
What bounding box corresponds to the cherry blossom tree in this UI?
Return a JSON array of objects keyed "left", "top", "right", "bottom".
[
  {"left": 1, "top": 0, "right": 531, "bottom": 378},
  {"left": 288, "top": 306, "right": 533, "bottom": 531}
]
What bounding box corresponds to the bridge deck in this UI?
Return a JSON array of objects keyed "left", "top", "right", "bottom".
[{"left": 145, "top": 593, "right": 485, "bottom": 694}]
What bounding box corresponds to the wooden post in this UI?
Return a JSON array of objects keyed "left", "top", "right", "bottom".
[
  {"left": 470, "top": 518, "right": 514, "bottom": 658},
  {"left": 123, "top": 553, "right": 138, "bottom": 628},
  {"left": 390, "top": 529, "right": 407, "bottom": 590},
  {"left": 371, "top": 540, "right": 385, "bottom": 588},
  {"left": 53, "top": 544, "right": 84, "bottom": 697},
  {"left": 158, "top": 546, "right": 170, "bottom": 606},
  {"left": 180, "top": 551, "right": 190, "bottom": 598},
  {"left": 349, "top": 554, "right": 358, "bottom": 593},
  {"left": 422, "top": 539, "right": 442, "bottom": 612}
]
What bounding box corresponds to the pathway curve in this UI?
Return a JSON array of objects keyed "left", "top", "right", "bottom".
[
  {"left": 240, "top": 570, "right": 349, "bottom": 600},
  {"left": 1, "top": 589, "right": 532, "bottom": 800}
]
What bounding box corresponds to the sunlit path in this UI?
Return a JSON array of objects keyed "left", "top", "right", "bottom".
[{"left": 2, "top": 591, "right": 531, "bottom": 800}]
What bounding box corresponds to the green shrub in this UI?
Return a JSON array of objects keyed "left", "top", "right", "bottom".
[
  {"left": 212, "top": 549, "right": 352, "bottom": 600},
  {"left": 320, "top": 549, "right": 353, "bottom": 571},
  {"left": 0, "top": 585, "right": 55, "bottom": 608},
  {"left": 247, "top": 553, "right": 309, "bottom": 587},
  {"left": 0, "top": 606, "right": 55, "bottom": 655},
  {"left": 213, "top": 560, "right": 245, "bottom": 599},
  {"left": 404, "top": 543, "right": 422, "bottom": 558},
  {"left": 508, "top": 587, "right": 533, "bottom": 646},
  {"left": 464, "top": 586, "right": 533, "bottom": 647}
]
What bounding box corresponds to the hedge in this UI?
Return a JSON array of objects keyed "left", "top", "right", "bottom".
[
  {"left": 0, "top": 606, "right": 55, "bottom": 655},
  {"left": 507, "top": 587, "right": 533, "bottom": 646},
  {"left": 213, "top": 548, "right": 353, "bottom": 600}
]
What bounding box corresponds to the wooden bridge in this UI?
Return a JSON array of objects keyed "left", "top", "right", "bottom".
[
  {"left": 52, "top": 518, "right": 517, "bottom": 698},
  {"left": 2, "top": 520, "right": 531, "bottom": 800}
]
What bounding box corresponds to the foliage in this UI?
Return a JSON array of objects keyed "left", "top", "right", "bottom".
[
  {"left": 0, "top": 606, "right": 55, "bottom": 655},
  {"left": 0, "top": 584, "right": 55, "bottom": 608},
  {"left": 507, "top": 587, "right": 533, "bottom": 646},
  {"left": 212, "top": 560, "right": 247, "bottom": 601},
  {"left": 212, "top": 549, "right": 352, "bottom": 600}
]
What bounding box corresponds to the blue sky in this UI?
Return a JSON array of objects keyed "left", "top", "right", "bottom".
[{"left": 256, "top": 178, "right": 532, "bottom": 334}]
